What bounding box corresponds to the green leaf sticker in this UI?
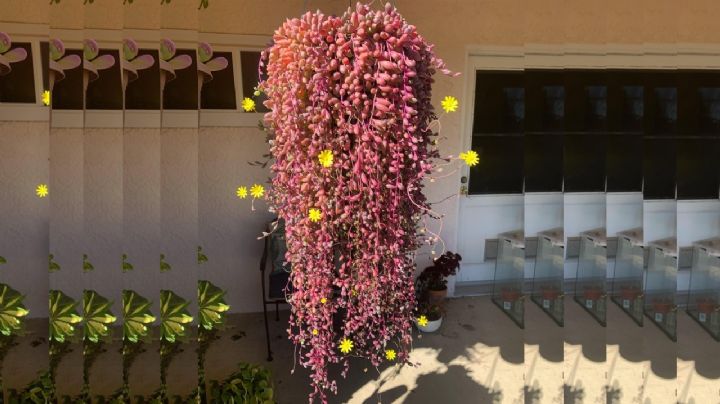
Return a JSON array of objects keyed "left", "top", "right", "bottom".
[
  {"left": 122, "top": 290, "right": 156, "bottom": 344},
  {"left": 198, "top": 280, "right": 229, "bottom": 331},
  {"left": 49, "top": 290, "right": 82, "bottom": 343},
  {"left": 83, "top": 290, "right": 117, "bottom": 343},
  {"left": 160, "top": 290, "right": 193, "bottom": 343},
  {"left": 122, "top": 253, "right": 134, "bottom": 272},
  {"left": 160, "top": 254, "right": 172, "bottom": 272},
  {"left": 49, "top": 254, "right": 61, "bottom": 272},
  {"left": 83, "top": 254, "right": 94, "bottom": 272},
  {"left": 197, "top": 246, "right": 208, "bottom": 265},
  {"left": 0, "top": 283, "right": 29, "bottom": 336}
]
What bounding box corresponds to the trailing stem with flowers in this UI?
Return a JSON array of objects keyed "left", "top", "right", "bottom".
[{"left": 238, "top": 2, "right": 477, "bottom": 402}]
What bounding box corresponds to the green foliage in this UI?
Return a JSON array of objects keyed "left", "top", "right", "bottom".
[
  {"left": 122, "top": 290, "right": 156, "bottom": 343},
  {"left": 160, "top": 290, "right": 192, "bottom": 343},
  {"left": 198, "top": 280, "right": 229, "bottom": 331},
  {"left": 0, "top": 255, "right": 6, "bottom": 264},
  {"left": 0, "top": 283, "right": 29, "bottom": 337},
  {"left": 160, "top": 254, "right": 172, "bottom": 272},
  {"left": 49, "top": 290, "right": 82, "bottom": 343},
  {"left": 83, "top": 254, "right": 94, "bottom": 272},
  {"left": 197, "top": 246, "right": 208, "bottom": 265},
  {"left": 49, "top": 254, "right": 61, "bottom": 272},
  {"left": 209, "top": 363, "right": 274, "bottom": 404},
  {"left": 5, "top": 371, "right": 54, "bottom": 403},
  {"left": 122, "top": 253, "right": 134, "bottom": 272},
  {"left": 83, "top": 290, "right": 117, "bottom": 343}
]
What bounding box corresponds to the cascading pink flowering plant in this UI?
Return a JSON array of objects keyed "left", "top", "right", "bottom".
[{"left": 257, "top": 3, "right": 457, "bottom": 402}]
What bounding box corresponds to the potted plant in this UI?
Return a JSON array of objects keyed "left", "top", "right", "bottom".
[
  {"left": 414, "top": 302, "right": 443, "bottom": 333},
  {"left": 417, "top": 252, "right": 462, "bottom": 306}
]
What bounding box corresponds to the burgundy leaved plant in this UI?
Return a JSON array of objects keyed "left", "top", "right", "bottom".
[{"left": 258, "top": 3, "right": 455, "bottom": 402}]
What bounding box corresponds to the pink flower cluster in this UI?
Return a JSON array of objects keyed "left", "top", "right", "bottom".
[{"left": 259, "top": 3, "right": 453, "bottom": 401}]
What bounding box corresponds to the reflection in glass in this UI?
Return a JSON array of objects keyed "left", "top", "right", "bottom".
[
  {"left": 542, "top": 85, "right": 564, "bottom": 130},
  {"left": 585, "top": 85, "right": 607, "bottom": 129},
  {"left": 653, "top": 87, "right": 677, "bottom": 133},
  {"left": 502, "top": 87, "right": 525, "bottom": 132},
  {"left": 610, "top": 233, "right": 644, "bottom": 325},
  {"left": 530, "top": 229, "right": 564, "bottom": 326},
  {"left": 573, "top": 230, "right": 607, "bottom": 326},
  {"left": 492, "top": 232, "right": 525, "bottom": 328},
  {"left": 698, "top": 87, "right": 720, "bottom": 134},
  {"left": 686, "top": 244, "right": 720, "bottom": 341},
  {"left": 621, "top": 86, "right": 644, "bottom": 131},
  {"left": 644, "top": 241, "right": 677, "bottom": 341}
]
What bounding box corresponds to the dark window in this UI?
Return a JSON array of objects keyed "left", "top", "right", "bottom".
[
  {"left": 125, "top": 49, "right": 160, "bottom": 110},
  {"left": 240, "top": 51, "right": 268, "bottom": 112},
  {"left": 472, "top": 71, "right": 524, "bottom": 134},
  {"left": 643, "top": 138, "right": 676, "bottom": 199},
  {"left": 86, "top": 49, "right": 122, "bottom": 109},
  {"left": 40, "top": 41, "right": 49, "bottom": 92},
  {"left": 524, "top": 134, "right": 562, "bottom": 192},
  {"left": 200, "top": 51, "right": 236, "bottom": 109},
  {"left": 468, "top": 135, "right": 524, "bottom": 195},
  {"left": 51, "top": 48, "right": 83, "bottom": 110},
  {"left": 606, "top": 134, "right": 642, "bottom": 192},
  {"left": 646, "top": 73, "right": 677, "bottom": 136},
  {"left": 676, "top": 139, "right": 719, "bottom": 199},
  {"left": 0, "top": 42, "right": 36, "bottom": 103},
  {"left": 564, "top": 134, "right": 606, "bottom": 192},
  {"left": 162, "top": 49, "right": 197, "bottom": 110}
]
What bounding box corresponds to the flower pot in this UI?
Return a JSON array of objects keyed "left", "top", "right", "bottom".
[
  {"left": 696, "top": 298, "right": 717, "bottom": 314},
  {"left": 427, "top": 288, "right": 447, "bottom": 306},
  {"left": 501, "top": 288, "right": 521, "bottom": 302},
  {"left": 540, "top": 286, "right": 560, "bottom": 301},
  {"left": 620, "top": 285, "right": 641, "bottom": 301},
  {"left": 653, "top": 300, "right": 672, "bottom": 314},
  {"left": 416, "top": 316, "right": 443, "bottom": 333},
  {"left": 583, "top": 287, "right": 603, "bottom": 301}
]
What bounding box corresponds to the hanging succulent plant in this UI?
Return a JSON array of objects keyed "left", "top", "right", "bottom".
[{"left": 256, "top": 3, "right": 457, "bottom": 401}]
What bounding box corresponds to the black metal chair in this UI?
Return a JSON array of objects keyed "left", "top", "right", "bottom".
[{"left": 259, "top": 219, "right": 291, "bottom": 361}]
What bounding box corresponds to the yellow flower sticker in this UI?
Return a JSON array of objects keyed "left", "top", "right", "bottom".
[
  {"left": 236, "top": 186, "right": 248, "bottom": 199},
  {"left": 317, "top": 150, "right": 334, "bottom": 168},
  {"left": 385, "top": 349, "right": 396, "bottom": 361},
  {"left": 42, "top": 90, "right": 51, "bottom": 106},
  {"left": 320, "top": 297, "right": 327, "bottom": 304},
  {"left": 242, "top": 97, "right": 256, "bottom": 112},
  {"left": 441, "top": 96, "right": 459, "bottom": 113},
  {"left": 309, "top": 208, "right": 322, "bottom": 222},
  {"left": 339, "top": 337, "right": 354, "bottom": 354},
  {"left": 312, "top": 329, "right": 319, "bottom": 335},
  {"left": 417, "top": 315, "right": 429, "bottom": 327},
  {"left": 459, "top": 150, "right": 479, "bottom": 167},
  {"left": 250, "top": 184, "right": 265, "bottom": 199},
  {"left": 36, "top": 184, "right": 49, "bottom": 198}
]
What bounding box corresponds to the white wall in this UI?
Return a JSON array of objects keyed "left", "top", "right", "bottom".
[{"left": 564, "top": 193, "right": 606, "bottom": 280}]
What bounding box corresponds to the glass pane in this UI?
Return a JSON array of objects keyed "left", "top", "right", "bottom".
[
  {"left": 644, "top": 244, "right": 678, "bottom": 341},
  {"left": 86, "top": 49, "right": 123, "bottom": 110},
  {"left": 677, "top": 138, "right": 720, "bottom": 200},
  {"left": 621, "top": 86, "right": 644, "bottom": 131},
  {"left": 686, "top": 246, "right": 720, "bottom": 340},
  {"left": 606, "top": 134, "right": 642, "bottom": 192},
  {"left": 584, "top": 85, "right": 607, "bottom": 131},
  {"left": 492, "top": 235, "right": 525, "bottom": 328},
  {"left": 473, "top": 72, "right": 524, "bottom": 133},
  {"left": 564, "top": 134, "right": 606, "bottom": 192},
  {"left": 531, "top": 233, "right": 564, "bottom": 326},
  {"left": 200, "top": 51, "right": 236, "bottom": 109},
  {"left": 643, "top": 138, "right": 676, "bottom": 199},
  {"left": 541, "top": 85, "right": 565, "bottom": 131},
  {"left": 524, "top": 134, "right": 563, "bottom": 192},
  {"left": 162, "top": 49, "right": 198, "bottom": 110},
  {"left": 125, "top": 49, "right": 160, "bottom": 110},
  {"left": 0, "top": 42, "right": 35, "bottom": 103},
  {"left": 467, "top": 135, "right": 524, "bottom": 194},
  {"left": 573, "top": 233, "right": 607, "bottom": 326},
  {"left": 610, "top": 236, "right": 645, "bottom": 325},
  {"left": 240, "top": 51, "right": 269, "bottom": 112},
  {"left": 649, "top": 86, "right": 677, "bottom": 135},
  {"left": 51, "top": 48, "right": 83, "bottom": 109},
  {"left": 698, "top": 87, "right": 720, "bottom": 135}
]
